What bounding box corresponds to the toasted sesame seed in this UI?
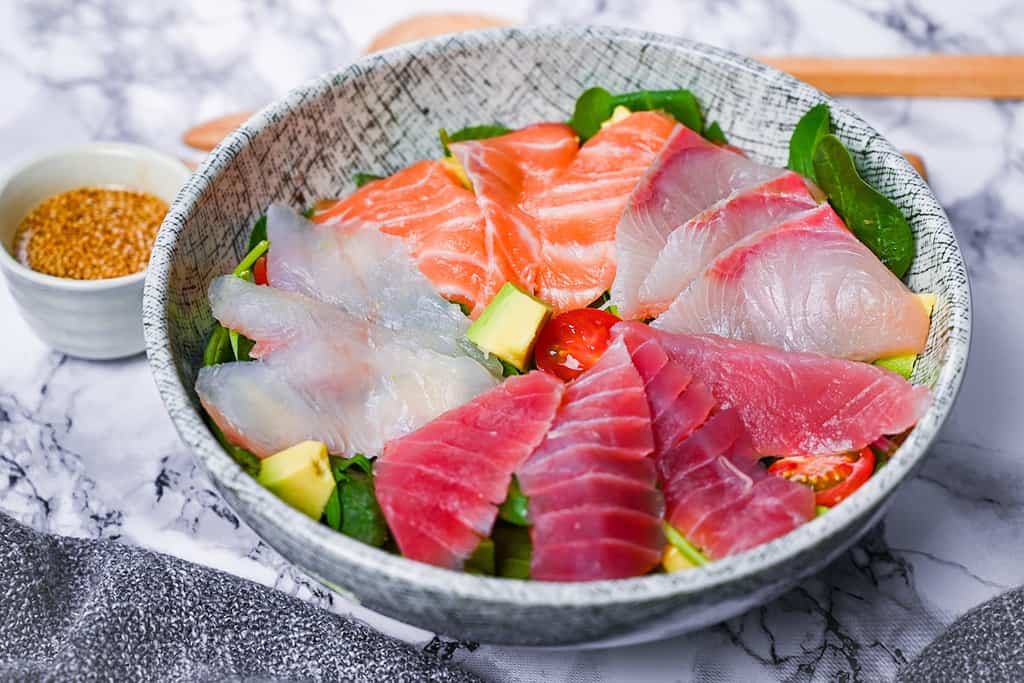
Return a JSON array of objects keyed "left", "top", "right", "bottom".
[{"left": 14, "top": 187, "right": 168, "bottom": 280}]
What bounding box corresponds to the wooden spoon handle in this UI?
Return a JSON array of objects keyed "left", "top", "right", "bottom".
[{"left": 757, "top": 55, "right": 1024, "bottom": 99}]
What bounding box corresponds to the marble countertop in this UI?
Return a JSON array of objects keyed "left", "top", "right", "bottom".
[{"left": 2, "top": 1, "right": 1022, "bottom": 680}]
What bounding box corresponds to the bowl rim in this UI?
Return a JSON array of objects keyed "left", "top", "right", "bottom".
[
  {"left": 0, "top": 141, "right": 191, "bottom": 291},
  {"left": 144, "top": 25, "right": 972, "bottom": 609}
]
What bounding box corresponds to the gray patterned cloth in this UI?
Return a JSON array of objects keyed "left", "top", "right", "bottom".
[
  {"left": 0, "top": 512, "right": 479, "bottom": 682},
  {"left": 898, "top": 587, "right": 1024, "bottom": 682}
]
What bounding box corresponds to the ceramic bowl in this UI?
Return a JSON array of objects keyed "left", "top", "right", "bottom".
[
  {"left": 144, "top": 27, "right": 970, "bottom": 646},
  {"left": 0, "top": 143, "right": 191, "bottom": 359}
]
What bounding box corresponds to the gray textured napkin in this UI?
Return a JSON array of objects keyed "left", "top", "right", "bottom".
[
  {"left": 0, "top": 511, "right": 480, "bottom": 682},
  {"left": 898, "top": 587, "right": 1024, "bottom": 682}
]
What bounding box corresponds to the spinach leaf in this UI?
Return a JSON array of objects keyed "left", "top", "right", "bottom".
[
  {"left": 323, "top": 488, "right": 342, "bottom": 530},
  {"left": 813, "top": 134, "right": 915, "bottom": 277},
  {"left": 234, "top": 239, "right": 269, "bottom": 278},
  {"left": 569, "top": 87, "right": 616, "bottom": 141},
  {"left": 464, "top": 538, "right": 496, "bottom": 575},
  {"left": 326, "top": 454, "right": 388, "bottom": 547},
  {"left": 439, "top": 124, "right": 512, "bottom": 156},
  {"left": 493, "top": 523, "right": 531, "bottom": 579},
  {"left": 247, "top": 215, "right": 268, "bottom": 252},
  {"left": 331, "top": 453, "right": 373, "bottom": 480},
  {"left": 353, "top": 172, "right": 384, "bottom": 188},
  {"left": 788, "top": 103, "right": 830, "bottom": 182},
  {"left": 338, "top": 471, "right": 389, "bottom": 547},
  {"left": 663, "top": 522, "right": 708, "bottom": 567},
  {"left": 499, "top": 360, "right": 523, "bottom": 377},
  {"left": 302, "top": 206, "right": 316, "bottom": 218},
  {"left": 202, "top": 324, "right": 234, "bottom": 366},
  {"left": 497, "top": 477, "right": 530, "bottom": 526},
  {"left": 570, "top": 87, "right": 704, "bottom": 141},
  {"left": 703, "top": 120, "right": 728, "bottom": 145}
]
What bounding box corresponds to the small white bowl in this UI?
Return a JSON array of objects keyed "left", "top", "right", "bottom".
[{"left": 0, "top": 143, "right": 191, "bottom": 359}]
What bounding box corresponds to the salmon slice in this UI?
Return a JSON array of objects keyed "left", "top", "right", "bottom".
[
  {"left": 657, "top": 408, "right": 815, "bottom": 559},
  {"left": 654, "top": 204, "right": 931, "bottom": 361},
  {"left": 195, "top": 277, "right": 497, "bottom": 458},
  {"left": 526, "top": 111, "right": 676, "bottom": 313},
  {"left": 312, "top": 160, "right": 497, "bottom": 315},
  {"left": 376, "top": 371, "right": 564, "bottom": 569},
  {"left": 449, "top": 123, "right": 579, "bottom": 296},
  {"left": 518, "top": 338, "right": 664, "bottom": 581},
  {"left": 639, "top": 172, "right": 819, "bottom": 316},
  {"left": 612, "top": 125, "right": 785, "bottom": 319},
  {"left": 615, "top": 322, "right": 931, "bottom": 455}
]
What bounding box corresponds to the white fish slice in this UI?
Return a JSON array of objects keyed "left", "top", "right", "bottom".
[{"left": 197, "top": 277, "right": 497, "bottom": 457}]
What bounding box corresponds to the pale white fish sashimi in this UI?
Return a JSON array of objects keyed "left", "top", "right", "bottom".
[
  {"left": 195, "top": 277, "right": 498, "bottom": 458},
  {"left": 653, "top": 203, "right": 930, "bottom": 361},
  {"left": 639, "top": 172, "right": 818, "bottom": 317},
  {"left": 265, "top": 203, "right": 485, "bottom": 364},
  {"left": 611, "top": 125, "right": 785, "bottom": 319}
]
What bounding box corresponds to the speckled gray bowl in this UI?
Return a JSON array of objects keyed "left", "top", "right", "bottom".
[{"left": 143, "top": 26, "right": 970, "bottom": 647}]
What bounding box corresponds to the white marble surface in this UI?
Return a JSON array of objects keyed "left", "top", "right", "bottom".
[{"left": 1, "top": 1, "right": 1022, "bottom": 680}]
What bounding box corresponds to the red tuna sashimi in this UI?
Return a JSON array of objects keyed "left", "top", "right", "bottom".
[
  {"left": 450, "top": 124, "right": 579, "bottom": 296},
  {"left": 312, "top": 160, "right": 499, "bottom": 316},
  {"left": 525, "top": 111, "right": 677, "bottom": 313},
  {"left": 376, "top": 371, "right": 564, "bottom": 569},
  {"left": 654, "top": 204, "right": 931, "bottom": 361},
  {"left": 615, "top": 322, "right": 931, "bottom": 455},
  {"left": 518, "top": 339, "right": 664, "bottom": 581},
  {"left": 657, "top": 408, "right": 815, "bottom": 559},
  {"left": 611, "top": 125, "right": 785, "bottom": 319},
  {"left": 620, "top": 328, "right": 716, "bottom": 453},
  {"left": 639, "top": 172, "right": 818, "bottom": 316}
]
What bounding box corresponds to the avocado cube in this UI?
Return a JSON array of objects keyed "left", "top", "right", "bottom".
[{"left": 466, "top": 282, "right": 552, "bottom": 371}]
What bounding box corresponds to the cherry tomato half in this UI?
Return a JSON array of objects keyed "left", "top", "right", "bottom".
[
  {"left": 253, "top": 255, "right": 268, "bottom": 286},
  {"left": 768, "top": 448, "right": 875, "bottom": 508},
  {"left": 534, "top": 308, "right": 620, "bottom": 381}
]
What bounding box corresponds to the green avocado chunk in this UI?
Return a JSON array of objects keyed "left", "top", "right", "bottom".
[
  {"left": 256, "top": 441, "right": 336, "bottom": 520},
  {"left": 466, "top": 283, "right": 552, "bottom": 371}
]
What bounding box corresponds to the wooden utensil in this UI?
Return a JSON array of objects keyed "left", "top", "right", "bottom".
[{"left": 758, "top": 55, "right": 1024, "bottom": 99}]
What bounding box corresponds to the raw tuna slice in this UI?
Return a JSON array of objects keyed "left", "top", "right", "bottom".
[
  {"left": 195, "top": 277, "right": 497, "bottom": 458},
  {"left": 615, "top": 323, "right": 931, "bottom": 455},
  {"left": 518, "top": 339, "right": 664, "bottom": 581},
  {"left": 657, "top": 408, "right": 815, "bottom": 560},
  {"left": 450, "top": 124, "right": 579, "bottom": 297},
  {"left": 525, "top": 111, "right": 676, "bottom": 312},
  {"left": 266, "top": 203, "right": 487, "bottom": 364},
  {"left": 654, "top": 204, "right": 931, "bottom": 361},
  {"left": 621, "top": 329, "right": 716, "bottom": 452},
  {"left": 376, "top": 371, "right": 564, "bottom": 569},
  {"left": 638, "top": 172, "right": 818, "bottom": 316},
  {"left": 312, "top": 160, "right": 498, "bottom": 316},
  {"left": 612, "top": 125, "right": 785, "bottom": 319}
]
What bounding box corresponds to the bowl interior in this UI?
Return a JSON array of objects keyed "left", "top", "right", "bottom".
[{"left": 145, "top": 27, "right": 970, "bottom": 644}]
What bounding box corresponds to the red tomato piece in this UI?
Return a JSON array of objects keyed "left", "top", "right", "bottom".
[
  {"left": 768, "top": 448, "right": 875, "bottom": 508},
  {"left": 253, "top": 255, "right": 268, "bottom": 286},
  {"left": 533, "top": 308, "right": 620, "bottom": 381}
]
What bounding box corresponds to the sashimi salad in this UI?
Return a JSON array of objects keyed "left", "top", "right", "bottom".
[{"left": 198, "top": 88, "right": 935, "bottom": 581}]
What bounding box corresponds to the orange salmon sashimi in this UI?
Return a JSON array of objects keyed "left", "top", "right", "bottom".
[
  {"left": 525, "top": 111, "right": 677, "bottom": 313},
  {"left": 313, "top": 160, "right": 498, "bottom": 316},
  {"left": 314, "top": 113, "right": 675, "bottom": 317},
  {"left": 449, "top": 123, "right": 579, "bottom": 296}
]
